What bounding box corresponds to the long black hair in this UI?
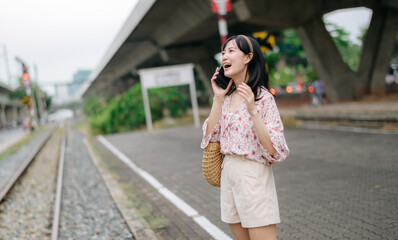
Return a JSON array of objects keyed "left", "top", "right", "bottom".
[{"left": 222, "top": 35, "right": 269, "bottom": 101}]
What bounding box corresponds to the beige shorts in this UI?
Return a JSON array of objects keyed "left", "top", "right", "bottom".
[{"left": 220, "top": 155, "right": 280, "bottom": 228}]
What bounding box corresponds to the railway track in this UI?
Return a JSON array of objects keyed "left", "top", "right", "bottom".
[
  {"left": 0, "top": 122, "right": 134, "bottom": 239},
  {"left": 0, "top": 125, "right": 58, "bottom": 201},
  {"left": 0, "top": 123, "right": 66, "bottom": 239}
]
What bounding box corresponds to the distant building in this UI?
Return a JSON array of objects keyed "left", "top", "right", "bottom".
[
  {"left": 54, "top": 69, "right": 92, "bottom": 104},
  {"left": 54, "top": 83, "right": 70, "bottom": 104},
  {"left": 68, "top": 70, "right": 92, "bottom": 97}
]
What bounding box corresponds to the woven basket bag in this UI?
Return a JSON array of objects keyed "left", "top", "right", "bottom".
[{"left": 202, "top": 142, "right": 224, "bottom": 187}]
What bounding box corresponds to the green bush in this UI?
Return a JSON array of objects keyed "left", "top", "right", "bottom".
[
  {"left": 89, "top": 101, "right": 115, "bottom": 134},
  {"left": 86, "top": 83, "right": 189, "bottom": 134},
  {"left": 84, "top": 97, "right": 104, "bottom": 116},
  {"left": 150, "top": 86, "right": 188, "bottom": 118}
]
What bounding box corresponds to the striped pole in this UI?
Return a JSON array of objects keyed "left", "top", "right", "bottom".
[
  {"left": 211, "top": 0, "right": 231, "bottom": 46},
  {"left": 218, "top": 14, "right": 228, "bottom": 45}
]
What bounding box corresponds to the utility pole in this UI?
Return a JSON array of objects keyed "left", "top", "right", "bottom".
[
  {"left": 211, "top": 0, "right": 232, "bottom": 46},
  {"left": 15, "top": 57, "right": 36, "bottom": 131},
  {"left": 3, "top": 45, "right": 12, "bottom": 87},
  {"left": 33, "top": 63, "right": 46, "bottom": 124}
]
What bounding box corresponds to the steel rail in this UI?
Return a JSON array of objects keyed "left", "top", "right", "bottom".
[
  {"left": 0, "top": 125, "right": 57, "bottom": 202},
  {"left": 51, "top": 121, "right": 67, "bottom": 240}
]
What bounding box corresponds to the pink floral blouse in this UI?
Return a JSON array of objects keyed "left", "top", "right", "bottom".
[{"left": 201, "top": 88, "right": 289, "bottom": 165}]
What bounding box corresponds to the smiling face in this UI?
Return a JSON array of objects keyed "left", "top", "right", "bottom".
[{"left": 222, "top": 40, "right": 252, "bottom": 81}]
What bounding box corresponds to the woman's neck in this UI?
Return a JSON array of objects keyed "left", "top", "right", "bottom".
[{"left": 232, "top": 72, "right": 247, "bottom": 87}]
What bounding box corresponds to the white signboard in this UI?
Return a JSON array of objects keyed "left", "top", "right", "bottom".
[
  {"left": 139, "top": 64, "right": 194, "bottom": 89},
  {"left": 138, "top": 63, "right": 200, "bottom": 131}
]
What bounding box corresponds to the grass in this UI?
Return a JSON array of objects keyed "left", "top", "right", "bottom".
[
  {"left": 0, "top": 126, "right": 45, "bottom": 163},
  {"left": 149, "top": 217, "right": 170, "bottom": 229},
  {"left": 74, "top": 119, "right": 95, "bottom": 138},
  {"left": 54, "top": 126, "right": 64, "bottom": 136}
]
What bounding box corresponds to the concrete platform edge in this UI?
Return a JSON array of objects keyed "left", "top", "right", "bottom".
[{"left": 83, "top": 138, "right": 160, "bottom": 240}]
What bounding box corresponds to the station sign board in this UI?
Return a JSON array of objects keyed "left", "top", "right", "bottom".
[{"left": 138, "top": 63, "right": 200, "bottom": 131}]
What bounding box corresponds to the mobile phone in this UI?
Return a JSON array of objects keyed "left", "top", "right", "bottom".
[{"left": 214, "top": 66, "right": 231, "bottom": 89}]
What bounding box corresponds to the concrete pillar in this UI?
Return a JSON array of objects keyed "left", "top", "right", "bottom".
[
  {"left": 369, "top": 8, "right": 398, "bottom": 94},
  {"left": 32, "top": 90, "right": 39, "bottom": 126},
  {"left": 0, "top": 104, "right": 6, "bottom": 128},
  {"left": 36, "top": 89, "right": 45, "bottom": 123},
  {"left": 12, "top": 106, "right": 18, "bottom": 122},
  {"left": 356, "top": 8, "right": 385, "bottom": 96},
  {"left": 5, "top": 105, "right": 12, "bottom": 123},
  {"left": 17, "top": 107, "right": 24, "bottom": 123},
  {"left": 296, "top": 16, "right": 354, "bottom": 102},
  {"left": 356, "top": 8, "right": 398, "bottom": 96}
]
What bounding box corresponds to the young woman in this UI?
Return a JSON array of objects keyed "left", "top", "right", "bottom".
[{"left": 201, "top": 35, "right": 290, "bottom": 240}]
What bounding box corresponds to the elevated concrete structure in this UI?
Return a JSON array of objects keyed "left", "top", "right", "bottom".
[
  {"left": 0, "top": 83, "right": 24, "bottom": 128},
  {"left": 83, "top": 0, "right": 398, "bottom": 102}
]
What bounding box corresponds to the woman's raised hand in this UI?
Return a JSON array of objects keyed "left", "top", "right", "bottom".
[
  {"left": 210, "top": 67, "right": 233, "bottom": 99},
  {"left": 237, "top": 82, "right": 256, "bottom": 116}
]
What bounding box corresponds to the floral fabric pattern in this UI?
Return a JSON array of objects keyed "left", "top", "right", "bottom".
[{"left": 201, "top": 88, "right": 289, "bottom": 165}]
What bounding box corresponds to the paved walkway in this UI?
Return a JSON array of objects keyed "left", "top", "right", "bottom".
[
  {"left": 101, "top": 125, "right": 398, "bottom": 239},
  {"left": 0, "top": 127, "right": 27, "bottom": 153}
]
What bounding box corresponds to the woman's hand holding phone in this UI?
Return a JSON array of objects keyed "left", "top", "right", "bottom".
[
  {"left": 211, "top": 67, "right": 232, "bottom": 99},
  {"left": 215, "top": 66, "right": 231, "bottom": 89}
]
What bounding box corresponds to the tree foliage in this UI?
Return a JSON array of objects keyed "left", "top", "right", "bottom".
[
  {"left": 325, "top": 21, "right": 363, "bottom": 72},
  {"left": 85, "top": 83, "right": 189, "bottom": 135},
  {"left": 265, "top": 21, "right": 366, "bottom": 88},
  {"left": 9, "top": 86, "right": 27, "bottom": 100},
  {"left": 266, "top": 29, "right": 315, "bottom": 87},
  {"left": 278, "top": 29, "right": 307, "bottom": 58}
]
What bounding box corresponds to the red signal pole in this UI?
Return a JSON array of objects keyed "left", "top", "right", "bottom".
[
  {"left": 211, "top": 0, "right": 232, "bottom": 46},
  {"left": 16, "top": 57, "right": 35, "bottom": 131},
  {"left": 218, "top": 15, "right": 228, "bottom": 46},
  {"left": 22, "top": 63, "right": 34, "bottom": 131}
]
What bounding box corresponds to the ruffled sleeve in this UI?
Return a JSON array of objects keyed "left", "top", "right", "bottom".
[
  {"left": 258, "top": 92, "right": 290, "bottom": 164},
  {"left": 200, "top": 118, "right": 221, "bottom": 149}
]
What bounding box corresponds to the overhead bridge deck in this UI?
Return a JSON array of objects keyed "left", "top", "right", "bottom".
[{"left": 82, "top": 0, "right": 398, "bottom": 102}]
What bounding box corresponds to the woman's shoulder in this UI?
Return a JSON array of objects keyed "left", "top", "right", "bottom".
[{"left": 257, "top": 87, "right": 274, "bottom": 103}]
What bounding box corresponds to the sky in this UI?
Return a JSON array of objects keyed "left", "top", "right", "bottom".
[
  {"left": 0, "top": 0, "right": 138, "bottom": 94},
  {"left": 0, "top": 2, "right": 372, "bottom": 96},
  {"left": 324, "top": 7, "right": 372, "bottom": 44}
]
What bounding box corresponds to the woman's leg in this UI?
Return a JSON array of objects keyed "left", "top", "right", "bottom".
[
  {"left": 229, "top": 223, "right": 250, "bottom": 240},
  {"left": 248, "top": 224, "right": 277, "bottom": 240}
]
